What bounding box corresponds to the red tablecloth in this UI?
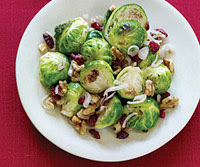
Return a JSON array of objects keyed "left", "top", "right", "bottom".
[{"left": 0, "top": 0, "right": 199, "bottom": 166}]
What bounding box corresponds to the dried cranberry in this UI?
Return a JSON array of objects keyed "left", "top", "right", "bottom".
[
  {"left": 116, "top": 130, "right": 129, "bottom": 139},
  {"left": 51, "top": 86, "right": 61, "bottom": 100},
  {"left": 155, "top": 28, "right": 168, "bottom": 37},
  {"left": 160, "top": 92, "right": 170, "bottom": 100},
  {"left": 89, "top": 129, "right": 101, "bottom": 139},
  {"left": 88, "top": 115, "right": 97, "bottom": 127},
  {"left": 91, "top": 22, "right": 103, "bottom": 31},
  {"left": 78, "top": 96, "right": 85, "bottom": 105},
  {"left": 70, "top": 53, "right": 84, "bottom": 65},
  {"left": 131, "top": 55, "right": 142, "bottom": 64},
  {"left": 149, "top": 41, "right": 160, "bottom": 53},
  {"left": 98, "top": 92, "right": 104, "bottom": 98},
  {"left": 145, "top": 21, "right": 150, "bottom": 30},
  {"left": 119, "top": 114, "right": 127, "bottom": 127},
  {"left": 43, "top": 33, "right": 54, "bottom": 49},
  {"left": 160, "top": 109, "right": 166, "bottom": 118},
  {"left": 112, "top": 60, "right": 125, "bottom": 66}
]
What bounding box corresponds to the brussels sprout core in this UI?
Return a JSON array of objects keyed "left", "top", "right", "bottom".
[
  {"left": 116, "top": 66, "right": 145, "bottom": 99},
  {"left": 80, "top": 60, "right": 114, "bottom": 93}
]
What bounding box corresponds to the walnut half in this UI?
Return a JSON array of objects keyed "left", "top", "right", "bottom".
[
  {"left": 74, "top": 120, "right": 87, "bottom": 135},
  {"left": 163, "top": 58, "right": 175, "bottom": 74},
  {"left": 159, "top": 96, "right": 179, "bottom": 109},
  {"left": 144, "top": 80, "right": 155, "bottom": 97}
]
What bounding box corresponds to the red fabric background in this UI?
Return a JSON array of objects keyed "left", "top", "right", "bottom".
[{"left": 0, "top": 0, "right": 199, "bottom": 166}]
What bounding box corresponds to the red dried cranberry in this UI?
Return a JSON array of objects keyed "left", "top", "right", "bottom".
[
  {"left": 116, "top": 130, "right": 129, "bottom": 139},
  {"left": 131, "top": 55, "right": 142, "bottom": 64},
  {"left": 160, "top": 92, "right": 170, "bottom": 100},
  {"left": 51, "top": 86, "right": 61, "bottom": 100},
  {"left": 145, "top": 21, "right": 150, "bottom": 30},
  {"left": 98, "top": 92, "right": 104, "bottom": 98},
  {"left": 88, "top": 115, "right": 97, "bottom": 127},
  {"left": 43, "top": 33, "right": 54, "bottom": 49},
  {"left": 120, "top": 114, "right": 127, "bottom": 127},
  {"left": 91, "top": 22, "right": 103, "bottom": 31},
  {"left": 89, "top": 129, "right": 101, "bottom": 139},
  {"left": 70, "top": 53, "right": 84, "bottom": 65},
  {"left": 155, "top": 28, "right": 168, "bottom": 37},
  {"left": 160, "top": 109, "right": 166, "bottom": 118},
  {"left": 112, "top": 60, "right": 125, "bottom": 66},
  {"left": 149, "top": 41, "right": 160, "bottom": 53},
  {"left": 78, "top": 96, "right": 85, "bottom": 105}
]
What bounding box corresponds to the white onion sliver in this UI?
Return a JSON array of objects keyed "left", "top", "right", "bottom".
[
  {"left": 122, "top": 113, "right": 138, "bottom": 129},
  {"left": 124, "top": 55, "right": 132, "bottom": 65},
  {"left": 128, "top": 45, "right": 139, "bottom": 57},
  {"left": 100, "top": 92, "right": 116, "bottom": 105},
  {"left": 160, "top": 44, "right": 175, "bottom": 59},
  {"left": 157, "top": 94, "right": 161, "bottom": 103},
  {"left": 83, "top": 92, "right": 91, "bottom": 108},
  {"left": 41, "top": 94, "right": 54, "bottom": 111},
  {"left": 138, "top": 46, "right": 149, "bottom": 60},
  {"left": 103, "top": 83, "right": 129, "bottom": 97},
  {"left": 127, "top": 94, "right": 147, "bottom": 104},
  {"left": 68, "top": 60, "right": 75, "bottom": 77},
  {"left": 99, "top": 106, "right": 108, "bottom": 111},
  {"left": 58, "top": 58, "right": 66, "bottom": 71},
  {"left": 151, "top": 53, "right": 163, "bottom": 67},
  {"left": 114, "top": 80, "right": 124, "bottom": 85},
  {"left": 55, "top": 85, "right": 59, "bottom": 94}
]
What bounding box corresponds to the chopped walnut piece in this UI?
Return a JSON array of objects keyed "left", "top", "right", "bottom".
[
  {"left": 71, "top": 115, "right": 82, "bottom": 125},
  {"left": 58, "top": 80, "right": 68, "bottom": 96},
  {"left": 82, "top": 104, "right": 96, "bottom": 116},
  {"left": 163, "top": 58, "right": 175, "bottom": 74},
  {"left": 38, "top": 42, "right": 48, "bottom": 54},
  {"left": 54, "top": 97, "right": 65, "bottom": 106},
  {"left": 72, "top": 61, "right": 84, "bottom": 72},
  {"left": 144, "top": 80, "right": 155, "bottom": 96},
  {"left": 112, "top": 121, "right": 122, "bottom": 134},
  {"left": 110, "top": 46, "right": 125, "bottom": 61},
  {"left": 71, "top": 71, "right": 80, "bottom": 82},
  {"left": 109, "top": 5, "right": 117, "bottom": 12},
  {"left": 159, "top": 96, "right": 179, "bottom": 109},
  {"left": 74, "top": 120, "right": 87, "bottom": 135},
  {"left": 91, "top": 94, "right": 100, "bottom": 104},
  {"left": 113, "top": 65, "right": 122, "bottom": 75}
]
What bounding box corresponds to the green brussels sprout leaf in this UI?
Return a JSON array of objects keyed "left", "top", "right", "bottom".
[{"left": 86, "top": 30, "right": 103, "bottom": 40}]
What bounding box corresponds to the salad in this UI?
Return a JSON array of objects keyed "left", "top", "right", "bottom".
[{"left": 39, "top": 4, "right": 179, "bottom": 139}]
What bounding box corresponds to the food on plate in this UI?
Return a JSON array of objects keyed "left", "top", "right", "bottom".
[{"left": 39, "top": 3, "right": 179, "bottom": 140}]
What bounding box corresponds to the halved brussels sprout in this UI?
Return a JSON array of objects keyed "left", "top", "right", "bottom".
[
  {"left": 104, "top": 4, "right": 148, "bottom": 41},
  {"left": 54, "top": 17, "right": 88, "bottom": 54},
  {"left": 95, "top": 96, "right": 123, "bottom": 129},
  {"left": 86, "top": 30, "right": 103, "bottom": 40},
  {"left": 81, "top": 38, "right": 112, "bottom": 65},
  {"left": 116, "top": 66, "right": 145, "bottom": 99},
  {"left": 40, "top": 52, "right": 70, "bottom": 88},
  {"left": 143, "top": 64, "right": 172, "bottom": 94},
  {"left": 61, "top": 82, "right": 86, "bottom": 117},
  {"left": 123, "top": 97, "right": 160, "bottom": 131},
  {"left": 138, "top": 48, "right": 161, "bottom": 69},
  {"left": 80, "top": 60, "right": 114, "bottom": 93},
  {"left": 108, "top": 20, "right": 147, "bottom": 54}
]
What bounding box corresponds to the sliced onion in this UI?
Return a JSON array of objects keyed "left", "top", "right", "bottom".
[
  {"left": 41, "top": 94, "right": 54, "bottom": 111},
  {"left": 55, "top": 85, "right": 59, "bottom": 95},
  {"left": 160, "top": 44, "right": 175, "bottom": 59},
  {"left": 122, "top": 113, "right": 138, "bottom": 129},
  {"left": 99, "top": 106, "right": 108, "bottom": 111},
  {"left": 151, "top": 53, "right": 163, "bottom": 67},
  {"left": 83, "top": 92, "right": 91, "bottom": 108},
  {"left": 124, "top": 55, "right": 132, "bottom": 65},
  {"left": 144, "top": 40, "right": 150, "bottom": 45},
  {"left": 138, "top": 46, "right": 149, "bottom": 60},
  {"left": 58, "top": 58, "right": 66, "bottom": 71},
  {"left": 128, "top": 45, "right": 139, "bottom": 57},
  {"left": 68, "top": 60, "right": 75, "bottom": 77},
  {"left": 147, "top": 30, "right": 162, "bottom": 45},
  {"left": 157, "top": 94, "right": 161, "bottom": 103},
  {"left": 127, "top": 94, "right": 147, "bottom": 104},
  {"left": 103, "top": 83, "right": 129, "bottom": 97},
  {"left": 100, "top": 92, "right": 115, "bottom": 105},
  {"left": 114, "top": 80, "right": 124, "bottom": 85}
]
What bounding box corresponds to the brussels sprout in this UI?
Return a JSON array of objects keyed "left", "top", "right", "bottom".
[
  {"left": 54, "top": 17, "right": 88, "bottom": 54},
  {"left": 143, "top": 64, "right": 172, "bottom": 94},
  {"left": 104, "top": 4, "right": 148, "bottom": 41},
  {"left": 80, "top": 60, "right": 114, "bottom": 93},
  {"left": 123, "top": 97, "right": 160, "bottom": 131},
  {"left": 116, "top": 66, "right": 145, "bottom": 99},
  {"left": 95, "top": 96, "right": 123, "bottom": 129},
  {"left": 86, "top": 30, "right": 103, "bottom": 40},
  {"left": 81, "top": 38, "right": 112, "bottom": 65},
  {"left": 138, "top": 49, "right": 161, "bottom": 69},
  {"left": 40, "top": 52, "right": 70, "bottom": 88},
  {"left": 108, "top": 20, "right": 147, "bottom": 55},
  {"left": 61, "top": 82, "right": 86, "bottom": 117}
]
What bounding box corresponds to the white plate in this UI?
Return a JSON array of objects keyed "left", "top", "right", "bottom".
[{"left": 16, "top": 0, "right": 200, "bottom": 162}]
